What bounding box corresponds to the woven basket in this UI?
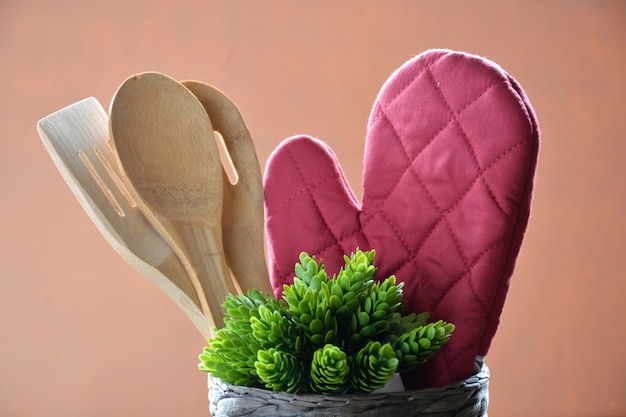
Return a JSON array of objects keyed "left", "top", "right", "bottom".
[{"left": 207, "top": 362, "right": 489, "bottom": 417}]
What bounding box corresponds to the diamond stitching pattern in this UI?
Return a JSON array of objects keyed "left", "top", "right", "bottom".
[{"left": 264, "top": 49, "right": 539, "bottom": 388}]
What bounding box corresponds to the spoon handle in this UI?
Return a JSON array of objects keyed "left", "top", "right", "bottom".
[{"left": 173, "top": 222, "right": 238, "bottom": 328}]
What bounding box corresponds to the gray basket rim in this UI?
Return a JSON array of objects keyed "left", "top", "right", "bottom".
[{"left": 208, "top": 362, "right": 490, "bottom": 416}]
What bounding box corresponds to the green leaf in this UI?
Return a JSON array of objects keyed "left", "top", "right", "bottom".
[{"left": 309, "top": 318, "right": 324, "bottom": 334}]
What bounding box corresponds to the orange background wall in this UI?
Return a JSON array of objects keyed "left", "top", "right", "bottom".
[{"left": 1, "top": 1, "right": 624, "bottom": 416}]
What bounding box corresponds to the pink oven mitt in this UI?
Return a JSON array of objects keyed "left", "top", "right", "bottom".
[{"left": 263, "top": 49, "right": 539, "bottom": 389}]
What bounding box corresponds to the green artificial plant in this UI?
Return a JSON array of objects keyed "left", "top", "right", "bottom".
[{"left": 198, "top": 249, "right": 454, "bottom": 394}]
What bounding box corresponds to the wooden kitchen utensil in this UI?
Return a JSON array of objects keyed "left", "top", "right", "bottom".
[
  {"left": 182, "top": 80, "right": 272, "bottom": 295},
  {"left": 109, "top": 72, "right": 237, "bottom": 330},
  {"left": 37, "top": 97, "right": 212, "bottom": 339}
]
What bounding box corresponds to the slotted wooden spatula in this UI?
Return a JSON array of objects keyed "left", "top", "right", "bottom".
[
  {"left": 182, "top": 80, "right": 272, "bottom": 296},
  {"left": 37, "top": 97, "right": 212, "bottom": 339}
]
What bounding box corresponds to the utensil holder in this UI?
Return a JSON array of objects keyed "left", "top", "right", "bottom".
[{"left": 207, "top": 362, "right": 489, "bottom": 417}]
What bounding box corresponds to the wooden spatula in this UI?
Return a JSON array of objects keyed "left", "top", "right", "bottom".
[
  {"left": 182, "top": 81, "right": 272, "bottom": 296},
  {"left": 37, "top": 97, "right": 212, "bottom": 339}
]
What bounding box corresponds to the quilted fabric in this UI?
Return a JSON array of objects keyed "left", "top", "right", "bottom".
[{"left": 263, "top": 49, "right": 539, "bottom": 389}]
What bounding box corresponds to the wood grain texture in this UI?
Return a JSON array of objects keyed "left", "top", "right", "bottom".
[
  {"left": 110, "top": 72, "right": 237, "bottom": 330},
  {"left": 182, "top": 80, "right": 273, "bottom": 296},
  {"left": 37, "top": 97, "right": 212, "bottom": 339}
]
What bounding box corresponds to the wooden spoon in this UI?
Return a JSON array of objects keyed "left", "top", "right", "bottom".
[
  {"left": 109, "top": 72, "right": 237, "bottom": 329},
  {"left": 182, "top": 81, "right": 272, "bottom": 295}
]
